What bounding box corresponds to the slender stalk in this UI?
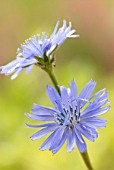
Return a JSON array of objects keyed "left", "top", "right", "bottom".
[
  {"left": 80, "top": 151, "right": 94, "bottom": 170},
  {"left": 45, "top": 69, "right": 60, "bottom": 95}
]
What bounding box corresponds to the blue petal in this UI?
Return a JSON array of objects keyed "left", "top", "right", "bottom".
[
  {"left": 79, "top": 122, "right": 98, "bottom": 138},
  {"left": 74, "top": 127, "right": 87, "bottom": 153},
  {"left": 45, "top": 43, "right": 52, "bottom": 51},
  {"left": 21, "top": 48, "right": 33, "bottom": 58},
  {"left": 66, "top": 30, "right": 76, "bottom": 37},
  {"left": 90, "top": 88, "right": 108, "bottom": 101},
  {"left": 52, "top": 128, "right": 68, "bottom": 154},
  {"left": 50, "top": 21, "right": 60, "bottom": 39},
  {"left": 50, "top": 20, "right": 78, "bottom": 48},
  {"left": 82, "top": 89, "right": 109, "bottom": 115},
  {"left": 81, "top": 106, "right": 110, "bottom": 119},
  {"left": 31, "top": 104, "right": 58, "bottom": 116},
  {"left": 20, "top": 58, "right": 37, "bottom": 67},
  {"left": 22, "top": 46, "right": 35, "bottom": 57},
  {"left": 60, "top": 86, "right": 69, "bottom": 109},
  {"left": 69, "top": 79, "right": 77, "bottom": 100},
  {"left": 46, "top": 85, "right": 61, "bottom": 109},
  {"left": 22, "top": 41, "right": 42, "bottom": 57},
  {"left": 0, "top": 59, "right": 20, "bottom": 75},
  {"left": 29, "top": 38, "right": 43, "bottom": 56},
  {"left": 26, "top": 65, "right": 33, "bottom": 74},
  {"left": 30, "top": 125, "right": 58, "bottom": 140},
  {"left": 46, "top": 44, "right": 57, "bottom": 56},
  {"left": 49, "top": 126, "right": 66, "bottom": 150},
  {"left": 82, "top": 99, "right": 108, "bottom": 116},
  {"left": 40, "top": 131, "right": 57, "bottom": 150},
  {"left": 78, "top": 80, "right": 96, "bottom": 108},
  {"left": 81, "top": 117, "right": 107, "bottom": 128},
  {"left": 11, "top": 68, "right": 24, "bottom": 80},
  {"left": 25, "top": 113, "right": 55, "bottom": 121},
  {"left": 26, "top": 123, "right": 57, "bottom": 128},
  {"left": 76, "top": 124, "right": 95, "bottom": 142},
  {"left": 62, "top": 20, "right": 67, "bottom": 31},
  {"left": 57, "top": 36, "right": 66, "bottom": 46},
  {"left": 67, "top": 128, "right": 75, "bottom": 152}
]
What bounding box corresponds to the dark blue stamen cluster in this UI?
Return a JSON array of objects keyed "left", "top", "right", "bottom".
[{"left": 57, "top": 105, "right": 80, "bottom": 126}]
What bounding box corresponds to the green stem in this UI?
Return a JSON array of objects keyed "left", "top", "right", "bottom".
[
  {"left": 45, "top": 69, "right": 60, "bottom": 95},
  {"left": 80, "top": 151, "right": 94, "bottom": 170}
]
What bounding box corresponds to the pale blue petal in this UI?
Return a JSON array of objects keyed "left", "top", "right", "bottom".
[
  {"left": 82, "top": 89, "right": 109, "bottom": 115},
  {"left": 0, "top": 60, "right": 20, "bottom": 75},
  {"left": 66, "top": 30, "right": 76, "bottom": 37},
  {"left": 26, "top": 65, "right": 33, "bottom": 74},
  {"left": 11, "top": 68, "right": 24, "bottom": 80},
  {"left": 74, "top": 127, "right": 87, "bottom": 153},
  {"left": 52, "top": 128, "right": 68, "bottom": 154},
  {"left": 60, "top": 86, "right": 69, "bottom": 109},
  {"left": 26, "top": 123, "right": 57, "bottom": 128},
  {"left": 81, "top": 117, "right": 107, "bottom": 128},
  {"left": 82, "top": 99, "right": 108, "bottom": 116},
  {"left": 46, "top": 44, "right": 56, "bottom": 56},
  {"left": 79, "top": 122, "right": 98, "bottom": 138},
  {"left": 81, "top": 106, "right": 110, "bottom": 119},
  {"left": 50, "top": 21, "right": 60, "bottom": 39},
  {"left": 20, "top": 58, "right": 37, "bottom": 67},
  {"left": 25, "top": 113, "right": 54, "bottom": 121},
  {"left": 29, "top": 38, "right": 43, "bottom": 56},
  {"left": 40, "top": 131, "right": 57, "bottom": 150},
  {"left": 46, "top": 85, "right": 61, "bottom": 109},
  {"left": 57, "top": 37, "right": 66, "bottom": 46},
  {"left": 22, "top": 42, "right": 42, "bottom": 57},
  {"left": 67, "top": 128, "right": 75, "bottom": 152},
  {"left": 30, "top": 126, "right": 58, "bottom": 140},
  {"left": 78, "top": 80, "right": 96, "bottom": 108},
  {"left": 31, "top": 104, "right": 58, "bottom": 116},
  {"left": 49, "top": 126, "right": 66, "bottom": 150},
  {"left": 76, "top": 124, "right": 95, "bottom": 142},
  {"left": 69, "top": 79, "right": 77, "bottom": 99}
]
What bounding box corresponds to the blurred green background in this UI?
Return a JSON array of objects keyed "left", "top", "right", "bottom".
[{"left": 0, "top": 0, "right": 114, "bottom": 170}]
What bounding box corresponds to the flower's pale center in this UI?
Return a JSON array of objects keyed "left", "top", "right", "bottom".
[{"left": 57, "top": 105, "right": 80, "bottom": 127}]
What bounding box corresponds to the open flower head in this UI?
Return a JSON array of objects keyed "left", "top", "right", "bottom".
[
  {"left": 0, "top": 20, "right": 79, "bottom": 80},
  {"left": 26, "top": 79, "right": 110, "bottom": 154}
]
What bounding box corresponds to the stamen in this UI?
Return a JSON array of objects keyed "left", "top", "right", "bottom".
[{"left": 57, "top": 104, "right": 80, "bottom": 127}]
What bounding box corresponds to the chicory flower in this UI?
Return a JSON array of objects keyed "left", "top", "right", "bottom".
[
  {"left": 26, "top": 79, "right": 110, "bottom": 154},
  {"left": 0, "top": 20, "right": 79, "bottom": 80}
]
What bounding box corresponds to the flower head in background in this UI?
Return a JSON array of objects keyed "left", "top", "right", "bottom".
[
  {"left": 26, "top": 79, "right": 110, "bottom": 154},
  {"left": 0, "top": 20, "right": 79, "bottom": 80}
]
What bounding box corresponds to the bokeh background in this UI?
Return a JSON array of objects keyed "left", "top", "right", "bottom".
[{"left": 0, "top": 0, "right": 114, "bottom": 170}]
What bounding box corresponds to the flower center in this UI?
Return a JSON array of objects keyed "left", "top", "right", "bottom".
[{"left": 56, "top": 105, "right": 80, "bottom": 127}]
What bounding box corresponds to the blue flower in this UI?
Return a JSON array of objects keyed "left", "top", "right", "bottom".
[
  {"left": 0, "top": 20, "right": 79, "bottom": 80},
  {"left": 26, "top": 79, "right": 110, "bottom": 154}
]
